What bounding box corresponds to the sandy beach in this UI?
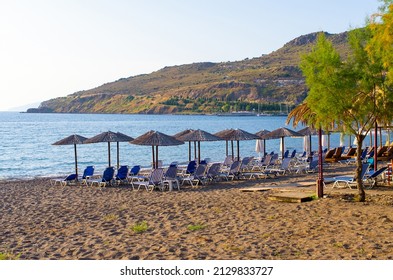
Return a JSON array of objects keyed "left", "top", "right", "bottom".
[{"left": 1, "top": 163, "right": 393, "bottom": 260}]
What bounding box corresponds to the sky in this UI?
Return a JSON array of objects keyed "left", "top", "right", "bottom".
[{"left": 0, "top": 0, "right": 382, "bottom": 111}]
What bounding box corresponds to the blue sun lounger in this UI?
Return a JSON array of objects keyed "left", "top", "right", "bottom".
[
  {"left": 51, "top": 173, "right": 77, "bottom": 186},
  {"left": 87, "top": 167, "right": 115, "bottom": 187}
]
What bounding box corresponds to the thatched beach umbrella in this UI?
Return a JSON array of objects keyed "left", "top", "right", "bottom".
[
  {"left": 176, "top": 129, "right": 222, "bottom": 163},
  {"left": 297, "top": 126, "right": 327, "bottom": 156},
  {"left": 131, "top": 130, "right": 184, "bottom": 168},
  {"left": 52, "top": 134, "right": 88, "bottom": 180},
  {"left": 84, "top": 131, "right": 134, "bottom": 168},
  {"left": 215, "top": 129, "right": 259, "bottom": 160},
  {"left": 261, "top": 127, "right": 303, "bottom": 159},
  {"left": 255, "top": 129, "right": 270, "bottom": 156}
]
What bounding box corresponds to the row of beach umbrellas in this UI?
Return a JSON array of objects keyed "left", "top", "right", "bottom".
[{"left": 53, "top": 127, "right": 313, "bottom": 179}]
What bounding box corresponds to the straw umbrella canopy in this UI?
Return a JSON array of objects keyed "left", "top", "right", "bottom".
[
  {"left": 261, "top": 127, "right": 303, "bottom": 159},
  {"left": 52, "top": 134, "right": 88, "bottom": 180},
  {"left": 297, "top": 126, "right": 327, "bottom": 156},
  {"left": 131, "top": 130, "right": 184, "bottom": 168},
  {"left": 214, "top": 129, "right": 259, "bottom": 160},
  {"left": 255, "top": 129, "right": 270, "bottom": 156},
  {"left": 175, "top": 129, "right": 222, "bottom": 163},
  {"left": 173, "top": 129, "right": 195, "bottom": 162},
  {"left": 84, "top": 131, "right": 134, "bottom": 169}
]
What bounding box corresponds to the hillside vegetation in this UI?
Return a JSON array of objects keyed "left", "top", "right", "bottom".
[{"left": 29, "top": 31, "right": 349, "bottom": 114}]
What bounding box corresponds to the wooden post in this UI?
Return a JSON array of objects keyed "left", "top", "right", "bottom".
[
  {"left": 374, "top": 122, "right": 378, "bottom": 171},
  {"left": 151, "top": 146, "right": 155, "bottom": 169},
  {"left": 317, "top": 128, "right": 324, "bottom": 198},
  {"left": 74, "top": 143, "right": 78, "bottom": 181},
  {"left": 188, "top": 142, "right": 191, "bottom": 162},
  {"left": 108, "top": 142, "right": 111, "bottom": 167},
  {"left": 198, "top": 141, "right": 201, "bottom": 164},
  {"left": 231, "top": 140, "right": 234, "bottom": 161},
  {"left": 156, "top": 145, "right": 159, "bottom": 169},
  {"left": 194, "top": 141, "right": 197, "bottom": 161},
  {"left": 237, "top": 140, "right": 240, "bottom": 160},
  {"left": 281, "top": 137, "right": 285, "bottom": 159},
  {"left": 117, "top": 142, "right": 120, "bottom": 170}
]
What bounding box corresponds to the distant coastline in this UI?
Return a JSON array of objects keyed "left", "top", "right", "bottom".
[{"left": 24, "top": 109, "right": 288, "bottom": 117}]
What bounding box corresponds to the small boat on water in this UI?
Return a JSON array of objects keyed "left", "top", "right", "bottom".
[
  {"left": 257, "top": 113, "right": 273, "bottom": 117},
  {"left": 216, "top": 111, "right": 257, "bottom": 116}
]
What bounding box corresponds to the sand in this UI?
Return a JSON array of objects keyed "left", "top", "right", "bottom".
[{"left": 1, "top": 163, "right": 393, "bottom": 260}]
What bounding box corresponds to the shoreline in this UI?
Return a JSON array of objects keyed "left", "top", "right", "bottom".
[{"left": 1, "top": 163, "right": 393, "bottom": 260}]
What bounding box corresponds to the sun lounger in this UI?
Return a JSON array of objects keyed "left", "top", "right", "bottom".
[
  {"left": 115, "top": 165, "right": 129, "bottom": 185},
  {"left": 251, "top": 154, "right": 272, "bottom": 171},
  {"left": 378, "top": 146, "right": 393, "bottom": 161},
  {"left": 325, "top": 147, "right": 344, "bottom": 163},
  {"left": 264, "top": 158, "right": 293, "bottom": 175},
  {"left": 218, "top": 161, "right": 241, "bottom": 181},
  {"left": 51, "top": 173, "right": 77, "bottom": 186},
  {"left": 240, "top": 156, "right": 254, "bottom": 172},
  {"left": 340, "top": 147, "right": 357, "bottom": 160},
  {"left": 330, "top": 163, "right": 370, "bottom": 189},
  {"left": 79, "top": 165, "right": 95, "bottom": 185},
  {"left": 184, "top": 160, "right": 197, "bottom": 175},
  {"left": 323, "top": 148, "right": 336, "bottom": 162},
  {"left": 87, "top": 167, "right": 115, "bottom": 187},
  {"left": 363, "top": 166, "right": 388, "bottom": 189},
  {"left": 295, "top": 159, "right": 318, "bottom": 173},
  {"left": 204, "top": 162, "right": 222, "bottom": 183},
  {"left": 162, "top": 165, "right": 180, "bottom": 191},
  {"left": 181, "top": 164, "right": 208, "bottom": 187},
  {"left": 132, "top": 168, "right": 165, "bottom": 191}
]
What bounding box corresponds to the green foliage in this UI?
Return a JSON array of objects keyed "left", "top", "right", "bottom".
[
  {"left": 162, "top": 97, "right": 180, "bottom": 106},
  {"left": 130, "top": 221, "right": 149, "bottom": 233},
  {"left": 299, "top": 20, "right": 393, "bottom": 202},
  {"left": 187, "top": 223, "right": 206, "bottom": 231},
  {"left": 0, "top": 252, "right": 21, "bottom": 260},
  {"left": 125, "top": 95, "right": 135, "bottom": 102}
]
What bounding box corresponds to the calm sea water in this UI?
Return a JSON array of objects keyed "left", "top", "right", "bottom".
[{"left": 0, "top": 112, "right": 362, "bottom": 180}]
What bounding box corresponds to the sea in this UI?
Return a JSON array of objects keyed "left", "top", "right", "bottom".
[{"left": 0, "top": 112, "right": 377, "bottom": 180}]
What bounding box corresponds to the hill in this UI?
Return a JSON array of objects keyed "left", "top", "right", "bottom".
[{"left": 29, "top": 31, "right": 349, "bottom": 114}]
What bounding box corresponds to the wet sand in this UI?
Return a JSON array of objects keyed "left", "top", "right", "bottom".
[{"left": 1, "top": 163, "right": 393, "bottom": 260}]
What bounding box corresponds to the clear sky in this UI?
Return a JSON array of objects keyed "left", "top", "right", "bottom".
[{"left": 0, "top": 0, "right": 382, "bottom": 111}]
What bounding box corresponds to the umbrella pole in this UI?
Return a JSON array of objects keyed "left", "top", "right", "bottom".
[
  {"left": 226, "top": 141, "right": 228, "bottom": 157},
  {"left": 152, "top": 146, "right": 155, "bottom": 169},
  {"left": 188, "top": 142, "right": 191, "bottom": 162},
  {"left": 108, "top": 142, "right": 111, "bottom": 167},
  {"left": 263, "top": 139, "right": 266, "bottom": 157},
  {"left": 198, "top": 141, "right": 201, "bottom": 164},
  {"left": 374, "top": 122, "right": 378, "bottom": 171},
  {"left": 281, "top": 137, "right": 285, "bottom": 159},
  {"left": 156, "top": 145, "right": 159, "bottom": 169},
  {"left": 117, "top": 142, "right": 120, "bottom": 170},
  {"left": 317, "top": 128, "right": 324, "bottom": 198},
  {"left": 309, "top": 135, "right": 312, "bottom": 156},
  {"left": 231, "top": 140, "right": 234, "bottom": 161},
  {"left": 194, "top": 141, "right": 197, "bottom": 161},
  {"left": 74, "top": 143, "right": 78, "bottom": 181},
  {"left": 237, "top": 140, "right": 240, "bottom": 160}
]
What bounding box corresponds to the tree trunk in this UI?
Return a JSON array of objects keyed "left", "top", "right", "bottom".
[{"left": 356, "top": 135, "right": 366, "bottom": 202}]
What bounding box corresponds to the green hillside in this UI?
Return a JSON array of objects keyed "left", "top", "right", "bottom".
[{"left": 29, "top": 31, "right": 349, "bottom": 114}]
